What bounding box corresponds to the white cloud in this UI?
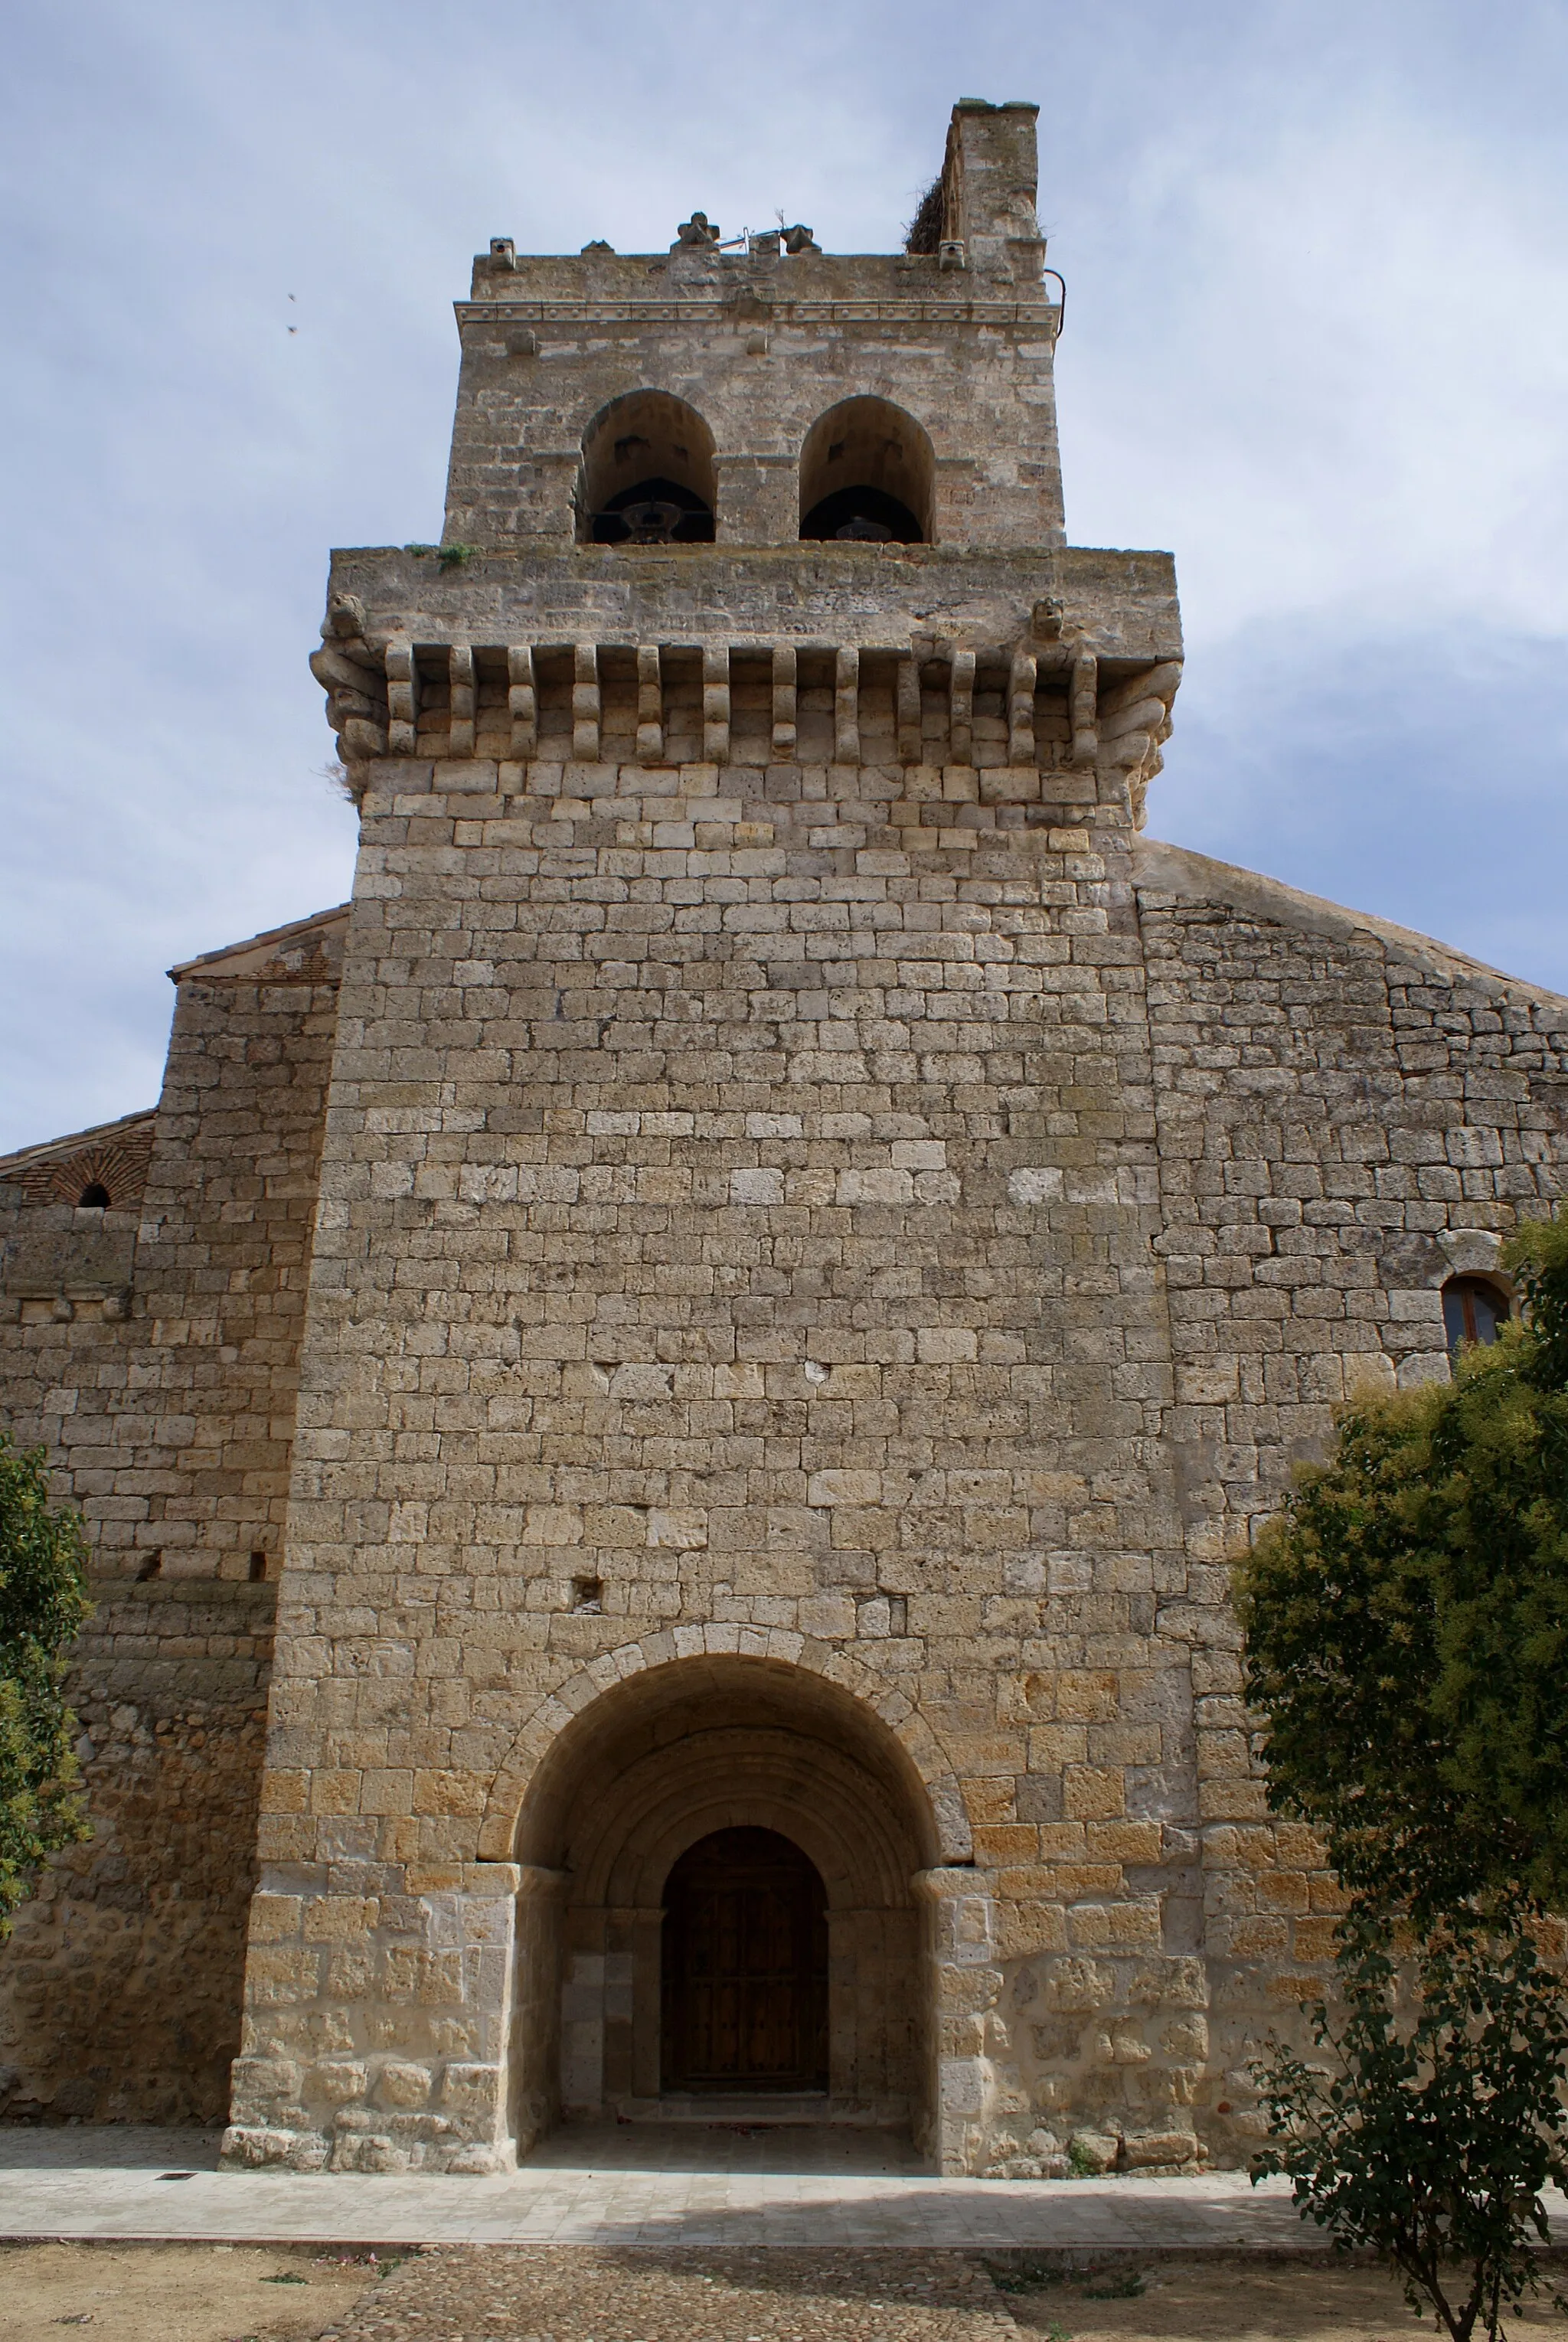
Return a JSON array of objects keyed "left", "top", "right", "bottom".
[
  {"left": 1060, "top": 98, "right": 1568, "bottom": 640},
  {"left": 1, "top": 0, "right": 1564, "bottom": 1151}
]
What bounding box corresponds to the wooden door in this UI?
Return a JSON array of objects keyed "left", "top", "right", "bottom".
[{"left": 661, "top": 1828, "right": 828, "bottom": 2092}]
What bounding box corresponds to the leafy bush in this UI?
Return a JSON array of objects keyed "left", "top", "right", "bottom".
[
  {"left": 0, "top": 1436, "right": 92, "bottom": 1931},
  {"left": 1240, "top": 1217, "right": 1568, "bottom": 2340},
  {"left": 1252, "top": 1897, "right": 1568, "bottom": 2342},
  {"left": 1235, "top": 1217, "right": 1568, "bottom": 1917}
]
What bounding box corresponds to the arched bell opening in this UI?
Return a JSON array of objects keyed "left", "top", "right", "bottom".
[
  {"left": 799, "top": 396, "right": 934, "bottom": 544},
  {"left": 505, "top": 1654, "right": 942, "bottom": 2157},
  {"left": 578, "top": 390, "right": 717, "bottom": 544}
]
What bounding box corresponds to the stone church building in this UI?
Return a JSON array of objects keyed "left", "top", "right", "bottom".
[{"left": 2, "top": 100, "right": 1563, "bottom": 2177}]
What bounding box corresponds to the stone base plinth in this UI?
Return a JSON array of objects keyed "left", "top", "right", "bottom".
[{"left": 223, "top": 1862, "right": 521, "bottom": 2175}]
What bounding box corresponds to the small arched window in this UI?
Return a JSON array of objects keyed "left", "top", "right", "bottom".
[
  {"left": 578, "top": 390, "right": 717, "bottom": 544},
  {"left": 1442, "top": 1274, "right": 1511, "bottom": 1356},
  {"left": 799, "top": 396, "right": 934, "bottom": 544},
  {"left": 78, "top": 1181, "right": 111, "bottom": 1208}
]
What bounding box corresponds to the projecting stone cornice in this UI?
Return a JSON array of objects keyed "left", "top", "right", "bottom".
[
  {"left": 320, "top": 544, "right": 1178, "bottom": 666},
  {"left": 457, "top": 297, "right": 1062, "bottom": 333},
  {"left": 315, "top": 547, "right": 1179, "bottom": 817},
  {"left": 314, "top": 613, "right": 1178, "bottom": 829}
]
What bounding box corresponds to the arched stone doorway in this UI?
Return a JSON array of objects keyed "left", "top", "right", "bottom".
[{"left": 502, "top": 1654, "right": 946, "bottom": 2154}]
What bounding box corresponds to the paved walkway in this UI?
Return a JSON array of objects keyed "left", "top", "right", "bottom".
[{"left": 2, "top": 2122, "right": 1565, "bottom": 2249}]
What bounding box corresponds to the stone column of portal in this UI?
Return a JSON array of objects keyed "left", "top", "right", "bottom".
[
  {"left": 511, "top": 1866, "right": 570, "bottom": 2158},
  {"left": 915, "top": 1867, "right": 1003, "bottom": 2175}
]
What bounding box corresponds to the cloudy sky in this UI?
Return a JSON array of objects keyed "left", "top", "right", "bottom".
[{"left": 2, "top": 0, "right": 1564, "bottom": 1154}]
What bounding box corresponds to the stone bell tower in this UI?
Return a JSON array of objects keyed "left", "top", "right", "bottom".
[{"left": 229, "top": 97, "right": 1191, "bottom": 2178}]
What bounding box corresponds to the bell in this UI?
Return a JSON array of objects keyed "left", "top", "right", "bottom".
[
  {"left": 619, "top": 499, "right": 685, "bottom": 544},
  {"left": 834, "top": 516, "right": 894, "bottom": 542}
]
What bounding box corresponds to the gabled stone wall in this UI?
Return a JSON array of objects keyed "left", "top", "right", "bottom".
[
  {"left": 0, "top": 914, "right": 343, "bottom": 2119},
  {"left": 0, "top": 911, "right": 345, "bottom": 1582},
  {"left": 1133, "top": 835, "right": 1568, "bottom": 2146}
]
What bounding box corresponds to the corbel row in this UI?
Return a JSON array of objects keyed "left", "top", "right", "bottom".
[
  {"left": 499, "top": 642, "right": 763, "bottom": 766},
  {"left": 371, "top": 638, "right": 1109, "bottom": 771}
]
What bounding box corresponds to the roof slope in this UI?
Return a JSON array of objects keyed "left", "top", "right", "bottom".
[
  {"left": 0, "top": 1108, "right": 158, "bottom": 1207},
  {"left": 2, "top": 904, "right": 351, "bottom": 1201},
  {"left": 1133, "top": 836, "right": 1568, "bottom": 1010}
]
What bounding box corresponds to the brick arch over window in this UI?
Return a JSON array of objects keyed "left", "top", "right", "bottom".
[
  {"left": 476, "top": 1634, "right": 970, "bottom": 1865},
  {"left": 8, "top": 1128, "right": 156, "bottom": 1210}
]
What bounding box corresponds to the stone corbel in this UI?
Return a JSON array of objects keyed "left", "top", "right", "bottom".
[
  {"left": 1027, "top": 599, "right": 1106, "bottom": 780},
  {"left": 635, "top": 646, "right": 664, "bottom": 765},
  {"left": 309, "top": 590, "right": 388, "bottom": 784},
  {"left": 449, "top": 644, "right": 476, "bottom": 759},
  {"left": 384, "top": 636, "right": 420, "bottom": 756},
  {"left": 1069, "top": 647, "right": 1099, "bottom": 769},
  {"left": 771, "top": 643, "right": 797, "bottom": 759},
  {"left": 508, "top": 645, "right": 537, "bottom": 756},
  {"left": 572, "top": 642, "right": 600, "bottom": 761},
  {"left": 948, "top": 649, "right": 975, "bottom": 766},
  {"left": 1096, "top": 658, "right": 1182, "bottom": 828},
  {"left": 703, "top": 646, "right": 730, "bottom": 764},
  {"left": 834, "top": 647, "right": 860, "bottom": 764},
  {"left": 1007, "top": 651, "right": 1037, "bottom": 765},
  {"left": 896, "top": 653, "right": 923, "bottom": 766}
]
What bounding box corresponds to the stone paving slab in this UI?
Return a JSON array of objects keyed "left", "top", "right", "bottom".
[{"left": 2, "top": 2126, "right": 1564, "bottom": 2252}]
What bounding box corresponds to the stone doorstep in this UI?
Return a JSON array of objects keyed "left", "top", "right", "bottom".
[{"left": 611, "top": 2094, "right": 899, "bottom": 2125}]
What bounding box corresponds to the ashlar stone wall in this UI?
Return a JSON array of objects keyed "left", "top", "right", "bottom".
[
  {"left": 0, "top": 1579, "right": 276, "bottom": 2123},
  {"left": 227, "top": 726, "right": 1209, "bottom": 2177},
  {"left": 0, "top": 911, "right": 344, "bottom": 2118},
  {"left": 1132, "top": 835, "right": 1568, "bottom": 2149}
]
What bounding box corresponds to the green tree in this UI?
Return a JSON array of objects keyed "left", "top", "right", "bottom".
[
  {"left": 1234, "top": 1217, "right": 1568, "bottom": 1916},
  {"left": 1253, "top": 1899, "right": 1568, "bottom": 2342},
  {"left": 0, "top": 1435, "right": 92, "bottom": 1932},
  {"left": 1240, "top": 1217, "right": 1568, "bottom": 2337}
]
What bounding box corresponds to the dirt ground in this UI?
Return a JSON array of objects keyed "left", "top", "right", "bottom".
[
  {"left": 3, "top": 2242, "right": 1567, "bottom": 2342},
  {"left": 997, "top": 2252, "right": 1568, "bottom": 2342},
  {"left": 0, "top": 2242, "right": 389, "bottom": 2341}
]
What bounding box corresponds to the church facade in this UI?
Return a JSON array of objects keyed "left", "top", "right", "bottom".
[{"left": 2, "top": 100, "right": 1563, "bottom": 2177}]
